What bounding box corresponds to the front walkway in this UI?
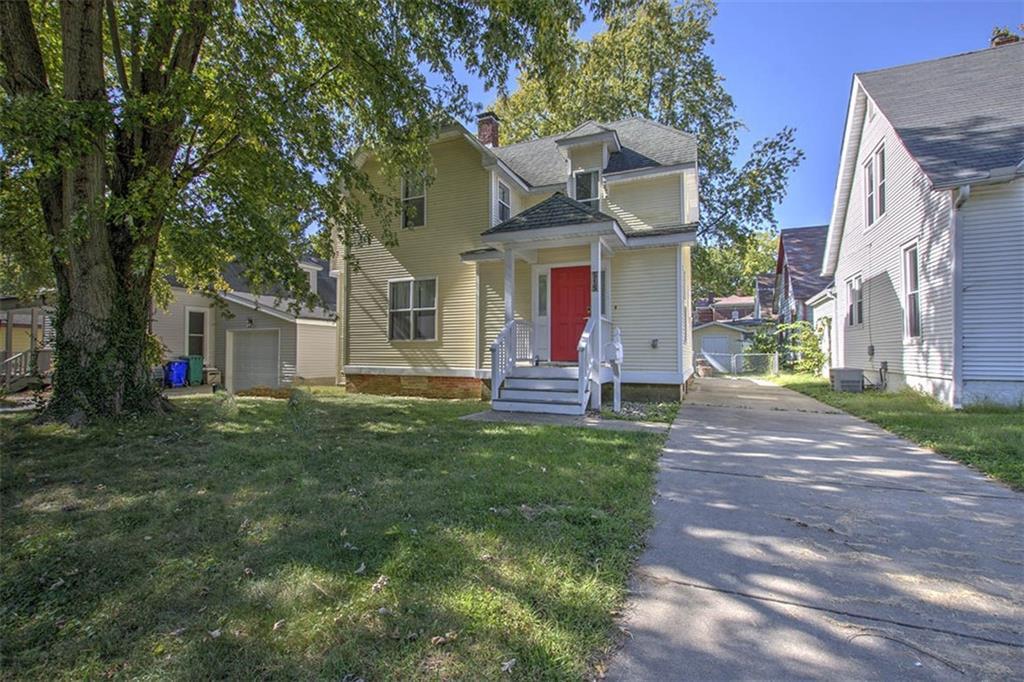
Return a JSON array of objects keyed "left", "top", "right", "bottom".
[{"left": 608, "top": 377, "right": 1023, "bottom": 680}]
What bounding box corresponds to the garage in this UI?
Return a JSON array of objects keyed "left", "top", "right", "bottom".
[
  {"left": 228, "top": 329, "right": 280, "bottom": 392},
  {"left": 700, "top": 334, "right": 733, "bottom": 357}
]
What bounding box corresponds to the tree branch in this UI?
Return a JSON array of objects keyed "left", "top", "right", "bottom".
[{"left": 105, "top": 0, "right": 130, "bottom": 93}]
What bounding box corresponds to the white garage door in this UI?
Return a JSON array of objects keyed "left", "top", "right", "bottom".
[
  {"left": 701, "top": 334, "right": 733, "bottom": 356},
  {"left": 231, "top": 330, "right": 280, "bottom": 392}
]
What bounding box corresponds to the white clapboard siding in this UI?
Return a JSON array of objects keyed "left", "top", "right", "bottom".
[
  {"left": 833, "top": 95, "right": 954, "bottom": 395},
  {"left": 960, "top": 179, "right": 1024, "bottom": 381},
  {"left": 611, "top": 247, "right": 680, "bottom": 373}
]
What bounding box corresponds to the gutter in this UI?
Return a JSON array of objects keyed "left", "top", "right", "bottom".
[{"left": 950, "top": 184, "right": 970, "bottom": 409}]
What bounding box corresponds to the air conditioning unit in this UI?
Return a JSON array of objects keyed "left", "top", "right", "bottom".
[{"left": 830, "top": 367, "right": 864, "bottom": 393}]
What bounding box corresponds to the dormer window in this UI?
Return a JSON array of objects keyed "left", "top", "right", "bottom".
[{"left": 574, "top": 170, "right": 599, "bottom": 211}]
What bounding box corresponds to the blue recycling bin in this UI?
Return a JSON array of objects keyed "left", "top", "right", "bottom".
[{"left": 164, "top": 360, "right": 188, "bottom": 388}]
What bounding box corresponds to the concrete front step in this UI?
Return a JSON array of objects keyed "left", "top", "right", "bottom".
[
  {"left": 499, "top": 388, "right": 579, "bottom": 402},
  {"left": 492, "top": 399, "right": 587, "bottom": 415},
  {"left": 504, "top": 377, "right": 578, "bottom": 391}
]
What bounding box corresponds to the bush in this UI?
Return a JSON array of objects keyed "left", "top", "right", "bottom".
[{"left": 777, "top": 321, "right": 825, "bottom": 374}]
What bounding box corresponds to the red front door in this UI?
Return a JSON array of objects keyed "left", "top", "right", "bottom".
[{"left": 550, "top": 265, "right": 591, "bottom": 362}]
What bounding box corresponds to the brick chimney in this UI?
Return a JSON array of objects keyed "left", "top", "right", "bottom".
[{"left": 476, "top": 111, "right": 500, "bottom": 147}]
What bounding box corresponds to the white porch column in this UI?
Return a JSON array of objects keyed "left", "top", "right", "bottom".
[
  {"left": 503, "top": 248, "right": 515, "bottom": 324},
  {"left": 29, "top": 307, "right": 38, "bottom": 373},
  {"left": 590, "top": 240, "right": 602, "bottom": 409}
]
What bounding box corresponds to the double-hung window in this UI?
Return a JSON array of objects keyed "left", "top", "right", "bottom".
[
  {"left": 574, "top": 170, "right": 599, "bottom": 211},
  {"left": 497, "top": 181, "right": 511, "bottom": 222},
  {"left": 846, "top": 275, "right": 863, "bottom": 326},
  {"left": 903, "top": 244, "right": 921, "bottom": 338},
  {"left": 388, "top": 278, "right": 436, "bottom": 341},
  {"left": 186, "top": 309, "right": 207, "bottom": 358},
  {"left": 864, "top": 144, "right": 886, "bottom": 227},
  {"left": 402, "top": 174, "right": 425, "bottom": 228}
]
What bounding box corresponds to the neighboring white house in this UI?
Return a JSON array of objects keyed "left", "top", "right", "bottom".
[
  {"left": 152, "top": 258, "right": 338, "bottom": 392},
  {"left": 336, "top": 114, "right": 699, "bottom": 414},
  {"left": 822, "top": 41, "right": 1024, "bottom": 406},
  {"left": 773, "top": 225, "right": 833, "bottom": 325}
]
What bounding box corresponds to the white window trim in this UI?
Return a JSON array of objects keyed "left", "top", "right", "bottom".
[
  {"left": 571, "top": 168, "right": 601, "bottom": 211},
  {"left": 401, "top": 174, "right": 426, "bottom": 228},
  {"left": 184, "top": 305, "right": 211, "bottom": 362},
  {"left": 845, "top": 275, "right": 863, "bottom": 327},
  {"left": 387, "top": 276, "right": 438, "bottom": 342},
  {"left": 903, "top": 242, "right": 921, "bottom": 341},
  {"left": 497, "top": 181, "right": 511, "bottom": 223},
  {"left": 864, "top": 142, "right": 886, "bottom": 229}
]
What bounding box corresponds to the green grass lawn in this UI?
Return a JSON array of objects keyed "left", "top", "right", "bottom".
[
  {"left": 769, "top": 373, "right": 1024, "bottom": 489},
  {"left": 0, "top": 389, "right": 665, "bottom": 680}
]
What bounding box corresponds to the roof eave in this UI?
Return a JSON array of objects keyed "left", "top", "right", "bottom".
[{"left": 823, "top": 76, "right": 867, "bottom": 277}]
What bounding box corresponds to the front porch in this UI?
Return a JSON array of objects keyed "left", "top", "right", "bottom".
[
  {"left": 472, "top": 195, "right": 627, "bottom": 415},
  {"left": 1, "top": 295, "right": 55, "bottom": 394}
]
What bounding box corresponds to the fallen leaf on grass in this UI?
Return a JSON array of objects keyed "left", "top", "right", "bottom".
[
  {"left": 208, "top": 629, "right": 222, "bottom": 639},
  {"left": 354, "top": 562, "right": 366, "bottom": 575},
  {"left": 371, "top": 575, "right": 389, "bottom": 593},
  {"left": 501, "top": 658, "right": 517, "bottom": 673},
  {"left": 273, "top": 619, "right": 286, "bottom": 631},
  {"left": 430, "top": 631, "right": 458, "bottom": 646}
]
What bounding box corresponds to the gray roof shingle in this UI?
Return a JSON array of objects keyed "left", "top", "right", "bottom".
[
  {"left": 780, "top": 226, "right": 833, "bottom": 302},
  {"left": 755, "top": 273, "right": 775, "bottom": 315},
  {"left": 493, "top": 117, "right": 698, "bottom": 188},
  {"left": 858, "top": 42, "right": 1024, "bottom": 188},
  {"left": 482, "top": 192, "right": 614, "bottom": 235}
]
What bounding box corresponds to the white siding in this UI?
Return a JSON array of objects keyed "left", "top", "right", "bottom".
[
  {"left": 833, "top": 100, "right": 954, "bottom": 401},
  {"left": 215, "top": 303, "right": 298, "bottom": 387},
  {"left": 959, "top": 179, "right": 1024, "bottom": 404},
  {"left": 295, "top": 323, "right": 339, "bottom": 382},
  {"left": 151, "top": 289, "right": 215, "bottom": 364}
]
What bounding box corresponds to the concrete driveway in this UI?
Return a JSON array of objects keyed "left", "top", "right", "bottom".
[{"left": 608, "top": 377, "right": 1023, "bottom": 680}]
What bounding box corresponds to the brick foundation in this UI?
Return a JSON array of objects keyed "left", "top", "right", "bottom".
[{"left": 345, "top": 373, "right": 486, "bottom": 400}]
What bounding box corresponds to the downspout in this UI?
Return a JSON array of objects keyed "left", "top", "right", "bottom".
[{"left": 950, "top": 185, "right": 970, "bottom": 409}]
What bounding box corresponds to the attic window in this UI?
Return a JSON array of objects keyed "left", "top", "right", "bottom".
[
  {"left": 497, "top": 181, "right": 511, "bottom": 222},
  {"left": 402, "top": 174, "right": 425, "bottom": 228},
  {"left": 574, "top": 170, "right": 599, "bottom": 211}
]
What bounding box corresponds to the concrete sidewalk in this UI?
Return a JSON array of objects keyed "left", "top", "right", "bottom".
[{"left": 608, "top": 377, "right": 1023, "bottom": 680}]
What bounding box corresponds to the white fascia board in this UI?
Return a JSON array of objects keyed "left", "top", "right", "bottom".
[
  {"left": 823, "top": 77, "right": 865, "bottom": 277},
  {"left": 221, "top": 292, "right": 297, "bottom": 322},
  {"left": 296, "top": 317, "right": 337, "bottom": 326},
  {"left": 604, "top": 163, "right": 694, "bottom": 184},
  {"left": 555, "top": 130, "right": 620, "bottom": 151},
  {"left": 623, "top": 230, "right": 697, "bottom": 248},
  {"left": 806, "top": 286, "right": 836, "bottom": 306},
  {"left": 462, "top": 133, "right": 533, "bottom": 193}
]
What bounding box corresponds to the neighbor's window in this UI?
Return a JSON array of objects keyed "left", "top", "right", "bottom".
[
  {"left": 402, "top": 174, "right": 425, "bottom": 228},
  {"left": 538, "top": 273, "right": 548, "bottom": 316},
  {"left": 187, "top": 309, "right": 206, "bottom": 357},
  {"left": 497, "top": 181, "right": 511, "bottom": 222},
  {"left": 903, "top": 244, "right": 921, "bottom": 338},
  {"left": 389, "top": 278, "right": 436, "bottom": 341},
  {"left": 846, "top": 275, "right": 863, "bottom": 326},
  {"left": 864, "top": 144, "right": 886, "bottom": 227},
  {"left": 574, "top": 170, "right": 599, "bottom": 211}
]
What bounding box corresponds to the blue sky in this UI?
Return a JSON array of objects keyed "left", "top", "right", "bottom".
[{"left": 450, "top": 0, "right": 1022, "bottom": 231}]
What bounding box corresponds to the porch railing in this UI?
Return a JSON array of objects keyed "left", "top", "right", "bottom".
[
  {"left": 576, "top": 317, "right": 597, "bottom": 403},
  {"left": 2, "top": 352, "right": 30, "bottom": 392},
  {"left": 490, "top": 319, "right": 532, "bottom": 398}
]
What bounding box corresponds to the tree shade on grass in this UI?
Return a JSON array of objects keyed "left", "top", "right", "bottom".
[
  {"left": 0, "top": 389, "right": 664, "bottom": 679},
  {"left": 769, "top": 373, "right": 1024, "bottom": 490}
]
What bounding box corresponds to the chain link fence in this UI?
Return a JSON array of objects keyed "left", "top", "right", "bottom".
[{"left": 699, "top": 351, "right": 779, "bottom": 376}]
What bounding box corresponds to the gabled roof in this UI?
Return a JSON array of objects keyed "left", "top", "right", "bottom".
[
  {"left": 492, "top": 117, "right": 698, "bottom": 188},
  {"left": 824, "top": 42, "right": 1024, "bottom": 276},
  {"left": 559, "top": 120, "right": 614, "bottom": 139},
  {"left": 779, "top": 226, "right": 833, "bottom": 302},
  {"left": 711, "top": 295, "right": 755, "bottom": 307},
  {"left": 858, "top": 42, "right": 1024, "bottom": 189},
  {"left": 482, "top": 192, "right": 615, "bottom": 235},
  {"left": 169, "top": 257, "right": 336, "bottom": 321}
]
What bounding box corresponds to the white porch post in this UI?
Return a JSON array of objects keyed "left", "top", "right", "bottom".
[
  {"left": 590, "top": 240, "right": 602, "bottom": 409},
  {"left": 503, "top": 248, "right": 515, "bottom": 324},
  {"left": 29, "top": 307, "right": 38, "bottom": 373}
]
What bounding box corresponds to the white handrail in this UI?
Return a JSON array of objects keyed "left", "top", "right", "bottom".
[
  {"left": 490, "top": 319, "right": 533, "bottom": 400},
  {"left": 576, "top": 317, "right": 596, "bottom": 402},
  {"left": 2, "top": 351, "right": 30, "bottom": 390}
]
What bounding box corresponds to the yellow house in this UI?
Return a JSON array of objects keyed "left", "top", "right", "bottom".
[{"left": 337, "top": 115, "right": 699, "bottom": 415}]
